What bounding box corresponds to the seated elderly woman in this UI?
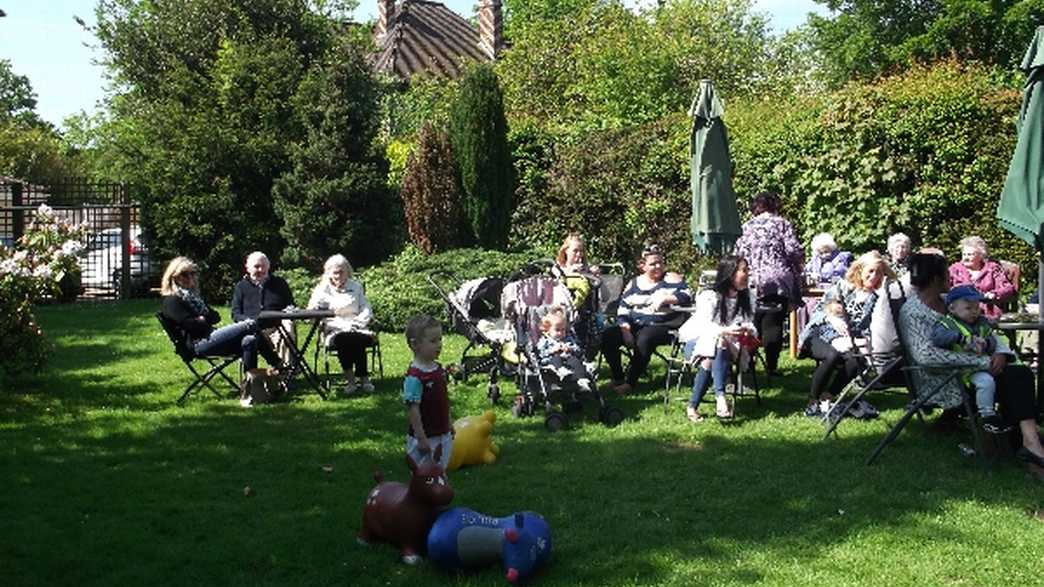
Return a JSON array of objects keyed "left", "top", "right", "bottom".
[
  {"left": 798, "top": 251, "right": 894, "bottom": 417},
  {"left": 948, "top": 236, "right": 1015, "bottom": 321},
  {"left": 307, "top": 254, "right": 375, "bottom": 396},
  {"left": 600, "top": 244, "right": 692, "bottom": 396},
  {"left": 160, "top": 256, "right": 282, "bottom": 383},
  {"left": 886, "top": 232, "right": 912, "bottom": 281},
  {"left": 805, "top": 233, "right": 854, "bottom": 286},
  {"left": 902, "top": 252, "right": 1044, "bottom": 467}
]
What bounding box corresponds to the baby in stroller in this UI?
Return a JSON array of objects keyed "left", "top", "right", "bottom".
[{"left": 536, "top": 306, "right": 593, "bottom": 393}]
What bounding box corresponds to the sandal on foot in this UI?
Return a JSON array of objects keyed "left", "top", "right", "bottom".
[
  {"left": 686, "top": 405, "right": 704, "bottom": 423},
  {"left": 715, "top": 398, "right": 733, "bottom": 419}
]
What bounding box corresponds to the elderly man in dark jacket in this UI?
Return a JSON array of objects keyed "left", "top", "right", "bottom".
[{"left": 231, "top": 251, "right": 295, "bottom": 367}]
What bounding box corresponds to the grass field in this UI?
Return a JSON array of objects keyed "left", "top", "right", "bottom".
[{"left": 2, "top": 300, "right": 1043, "bottom": 586}]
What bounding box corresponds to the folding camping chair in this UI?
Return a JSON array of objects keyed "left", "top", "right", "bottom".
[
  {"left": 156, "top": 312, "right": 241, "bottom": 405},
  {"left": 822, "top": 279, "right": 908, "bottom": 438},
  {"left": 862, "top": 306, "right": 990, "bottom": 468},
  {"left": 662, "top": 330, "right": 764, "bottom": 416}
]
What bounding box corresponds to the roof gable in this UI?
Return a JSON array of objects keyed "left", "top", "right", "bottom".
[{"left": 373, "top": 0, "right": 492, "bottom": 80}]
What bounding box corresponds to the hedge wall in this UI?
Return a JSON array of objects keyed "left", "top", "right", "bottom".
[{"left": 508, "top": 61, "right": 1036, "bottom": 291}]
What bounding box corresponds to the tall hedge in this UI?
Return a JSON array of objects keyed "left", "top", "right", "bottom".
[
  {"left": 509, "top": 61, "right": 1035, "bottom": 289},
  {"left": 449, "top": 65, "right": 515, "bottom": 250},
  {"left": 728, "top": 61, "right": 1032, "bottom": 287},
  {"left": 509, "top": 118, "right": 696, "bottom": 272}
]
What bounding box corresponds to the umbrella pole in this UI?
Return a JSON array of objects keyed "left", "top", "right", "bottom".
[{"left": 1039, "top": 255, "right": 1043, "bottom": 415}]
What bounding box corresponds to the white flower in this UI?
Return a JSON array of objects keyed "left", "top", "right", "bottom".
[
  {"left": 13, "top": 250, "right": 28, "bottom": 263},
  {"left": 61, "top": 240, "right": 84, "bottom": 257},
  {"left": 36, "top": 204, "right": 54, "bottom": 218},
  {"left": 0, "top": 259, "right": 16, "bottom": 274},
  {"left": 33, "top": 265, "right": 53, "bottom": 280}
]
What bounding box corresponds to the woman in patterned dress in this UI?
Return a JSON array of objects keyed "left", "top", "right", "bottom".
[{"left": 734, "top": 191, "right": 804, "bottom": 375}]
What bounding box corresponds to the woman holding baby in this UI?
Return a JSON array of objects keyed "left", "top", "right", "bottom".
[{"left": 797, "top": 251, "right": 894, "bottom": 418}]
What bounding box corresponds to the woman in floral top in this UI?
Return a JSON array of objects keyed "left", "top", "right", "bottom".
[
  {"left": 901, "top": 253, "right": 1044, "bottom": 468},
  {"left": 734, "top": 191, "right": 804, "bottom": 375}
]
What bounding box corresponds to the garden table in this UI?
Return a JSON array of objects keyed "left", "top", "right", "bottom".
[
  {"left": 789, "top": 287, "right": 827, "bottom": 358},
  {"left": 258, "top": 308, "right": 334, "bottom": 399}
]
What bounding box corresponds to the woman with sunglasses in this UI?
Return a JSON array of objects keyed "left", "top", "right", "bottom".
[{"left": 160, "top": 256, "right": 278, "bottom": 372}]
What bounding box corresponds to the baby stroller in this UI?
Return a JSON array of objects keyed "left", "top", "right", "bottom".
[
  {"left": 501, "top": 274, "right": 625, "bottom": 431},
  {"left": 427, "top": 271, "right": 516, "bottom": 404},
  {"left": 527, "top": 259, "right": 629, "bottom": 360}
]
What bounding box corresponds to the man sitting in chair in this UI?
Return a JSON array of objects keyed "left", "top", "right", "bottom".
[{"left": 231, "top": 251, "right": 295, "bottom": 368}]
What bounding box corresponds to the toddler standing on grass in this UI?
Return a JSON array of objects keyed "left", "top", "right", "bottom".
[
  {"left": 536, "top": 307, "right": 593, "bottom": 392},
  {"left": 930, "top": 285, "right": 1009, "bottom": 434},
  {"left": 402, "top": 314, "right": 453, "bottom": 470}
]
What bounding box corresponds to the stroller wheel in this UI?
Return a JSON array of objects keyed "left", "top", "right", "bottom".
[
  {"left": 599, "top": 406, "right": 624, "bottom": 428},
  {"left": 544, "top": 412, "right": 568, "bottom": 432},
  {"left": 488, "top": 384, "right": 501, "bottom": 405}
]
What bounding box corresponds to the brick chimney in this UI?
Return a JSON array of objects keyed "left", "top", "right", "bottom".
[
  {"left": 477, "top": 0, "right": 503, "bottom": 60},
  {"left": 376, "top": 0, "right": 396, "bottom": 41}
]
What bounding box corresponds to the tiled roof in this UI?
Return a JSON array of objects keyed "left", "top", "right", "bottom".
[{"left": 373, "top": 0, "right": 491, "bottom": 80}]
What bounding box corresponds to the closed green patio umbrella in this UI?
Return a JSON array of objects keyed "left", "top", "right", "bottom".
[
  {"left": 689, "top": 79, "right": 741, "bottom": 255},
  {"left": 997, "top": 26, "right": 1044, "bottom": 398},
  {"left": 998, "top": 26, "right": 1044, "bottom": 303}
]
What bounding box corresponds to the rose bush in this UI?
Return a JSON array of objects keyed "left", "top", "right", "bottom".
[{"left": 0, "top": 204, "right": 87, "bottom": 380}]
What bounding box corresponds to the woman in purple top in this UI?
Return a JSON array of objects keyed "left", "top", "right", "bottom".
[
  {"left": 734, "top": 191, "right": 804, "bottom": 374},
  {"left": 947, "top": 235, "right": 1015, "bottom": 321},
  {"left": 805, "top": 233, "right": 853, "bottom": 285}
]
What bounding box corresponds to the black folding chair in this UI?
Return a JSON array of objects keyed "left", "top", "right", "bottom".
[
  {"left": 663, "top": 330, "right": 763, "bottom": 415},
  {"left": 156, "top": 312, "right": 240, "bottom": 405},
  {"left": 313, "top": 329, "right": 384, "bottom": 389},
  {"left": 860, "top": 298, "right": 989, "bottom": 467}
]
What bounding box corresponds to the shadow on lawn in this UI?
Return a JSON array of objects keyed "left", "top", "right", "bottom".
[{"left": 5, "top": 386, "right": 1039, "bottom": 586}]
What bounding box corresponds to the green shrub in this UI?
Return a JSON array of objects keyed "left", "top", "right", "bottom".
[
  {"left": 359, "top": 245, "right": 541, "bottom": 332},
  {"left": 280, "top": 266, "right": 319, "bottom": 309}
]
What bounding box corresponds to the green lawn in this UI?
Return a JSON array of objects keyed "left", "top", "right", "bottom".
[{"left": 2, "top": 300, "right": 1042, "bottom": 585}]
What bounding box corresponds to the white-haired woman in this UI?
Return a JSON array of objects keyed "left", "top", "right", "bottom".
[
  {"left": 308, "top": 254, "right": 375, "bottom": 395},
  {"left": 948, "top": 236, "right": 1014, "bottom": 321},
  {"left": 886, "top": 233, "right": 912, "bottom": 279},
  {"left": 804, "top": 233, "right": 853, "bottom": 285},
  {"left": 160, "top": 256, "right": 274, "bottom": 376}
]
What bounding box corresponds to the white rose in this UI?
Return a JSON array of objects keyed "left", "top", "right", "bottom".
[{"left": 34, "top": 265, "right": 54, "bottom": 280}]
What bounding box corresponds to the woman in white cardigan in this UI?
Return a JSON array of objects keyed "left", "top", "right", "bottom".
[
  {"left": 677, "top": 256, "right": 757, "bottom": 422},
  {"left": 308, "top": 254, "right": 375, "bottom": 395}
]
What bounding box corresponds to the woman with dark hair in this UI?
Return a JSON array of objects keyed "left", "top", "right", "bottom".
[
  {"left": 798, "top": 251, "right": 894, "bottom": 417},
  {"left": 901, "top": 253, "right": 1044, "bottom": 467},
  {"left": 734, "top": 190, "right": 804, "bottom": 375},
  {"left": 600, "top": 243, "right": 692, "bottom": 395},
  {"left": 677, "top": 255, "right": 756, "bottom": 421}
]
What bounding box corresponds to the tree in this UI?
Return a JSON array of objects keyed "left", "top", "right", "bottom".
[
  {"left": 92, "top": 0, "right": 391, "bottom": 295},
  {"left": 449, "top": 65, "right": 515, "bottom": 250},
  {"left": 808, "top": 0, "right": 1044, "bottom": 86},
  {"left": 497, "top": 0, "right": 795, "bottom": 131},
  {"left": 399, "top": 122, "right": 465, "bottom": 254},
  {"left": 272, "top": 37, "right": 397, "bottom": 270},
  {"left": 0, "top": 59, "right": 43, "bottom": 127}
]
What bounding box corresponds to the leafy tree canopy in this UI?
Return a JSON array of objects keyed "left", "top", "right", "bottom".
[
  {"left": 498, "top": 0, "right": 808, "bottom": 131},
  {"left": 809, "top": 0, "right": 1044, "bottom": 86}
]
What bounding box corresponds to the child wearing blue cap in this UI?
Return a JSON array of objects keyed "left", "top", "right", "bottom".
[{"left": 929, "top": 284, "right": 1009, "bottom": 433}]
